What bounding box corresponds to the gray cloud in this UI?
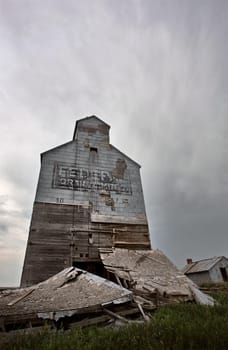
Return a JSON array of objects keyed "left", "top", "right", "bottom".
[{"left": 1, "top": 0, "right": 228, "bottom": 285}]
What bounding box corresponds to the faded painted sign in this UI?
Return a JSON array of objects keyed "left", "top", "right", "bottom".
[{"left": 53, "top": 162, "right": 132, "bottom": 194}]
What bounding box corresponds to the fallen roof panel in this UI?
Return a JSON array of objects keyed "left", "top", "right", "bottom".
[
  {"left": 99, "top": 248, "right": 213, "bottom": 302},
  {"left": 0, "top": 267, "right": 132, "bottom": 322}
]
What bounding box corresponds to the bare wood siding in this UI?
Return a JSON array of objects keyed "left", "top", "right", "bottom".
[
  {"left": 21, "top": 202, "right": 150, "bottom": 286},
  {"left": 21, "top": 117, "right": 151, "bottom": 286},
  {"left": 21, "top": 202, "right": 90, "bottom": 286}
]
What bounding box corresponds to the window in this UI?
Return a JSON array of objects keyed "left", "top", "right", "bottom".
[
  {"left": 89, "top": 147, "right": 98, "bottom": 162},
  {"left": 90, "top": 147, "right": 98, "bottom": 152}
]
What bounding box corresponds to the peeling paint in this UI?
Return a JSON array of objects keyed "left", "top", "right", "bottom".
[{"left": 112, "top": 159, "right": 127, "bottom": 179}]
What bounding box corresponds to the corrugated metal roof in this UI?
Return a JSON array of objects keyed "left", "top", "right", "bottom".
[{"left": 182, "top": 256, "right": 225, "bottom": 274}]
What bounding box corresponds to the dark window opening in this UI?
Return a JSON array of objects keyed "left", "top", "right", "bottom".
[
  {"left": 90, "top": 147, "right": 98, "bottom": 152},
  {"left": 73, "top": 261, "right": 106, "bottom": 278},
  {"left": 110, "top": 272, "right": 130, "bottom": 288},
  {"left": 72, "top": 262, "right": 128, "bottom": 288},
  {"left": 220, "top": 267, "right": 228, "bottom": 281},
  {"left": 89, "top": 147, "right": 98, "bottom": 163}
]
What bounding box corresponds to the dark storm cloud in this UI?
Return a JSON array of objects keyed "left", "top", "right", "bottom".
[{"left": 1, "top": 0, "right": 228, "bottom": 284}]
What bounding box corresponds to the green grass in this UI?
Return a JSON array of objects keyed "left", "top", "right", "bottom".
[
  {"left": 200, "top": 281, "right": 228, "bottom": 289},
  {"left": 1, "top": 290, "right": 228, "bottom": 350}
]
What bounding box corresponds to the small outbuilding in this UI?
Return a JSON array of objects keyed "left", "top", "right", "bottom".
[{"left": 182, "top": 256, "right": 228, "bottom": 285}]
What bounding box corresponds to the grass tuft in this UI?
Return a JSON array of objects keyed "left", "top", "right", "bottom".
[{"left": 1, "top": 288, "right": 228, "bottom": 350}]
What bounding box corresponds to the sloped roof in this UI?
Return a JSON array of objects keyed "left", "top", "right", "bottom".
[
  {"left": 0, "top": 267, "right": 131, "bottom": 322},
  {"left": 42, "top": 116, "right": 110, "bottom": 157},
  {"left": 99, "top": 248, "right": 214, "bottom": 305},
  {"left": 110, "top": 145, "right": 141, "bottom": 168},
  {"left": 41, "top": 140, "right": 74, "bottom": 157},
  {"left": 182, "top": 256, "right": 226, "bottom": 274},
  {"left": 99, "top": 248, "right": 195, "bottom": 298}
]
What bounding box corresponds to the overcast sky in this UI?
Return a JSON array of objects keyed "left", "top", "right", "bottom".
[{"left": 1, "top": 0, "right": 228, "bottom": 286}]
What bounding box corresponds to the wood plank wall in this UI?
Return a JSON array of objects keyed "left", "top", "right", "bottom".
[{"left": 21, "top": 202, "right": 150, "bottom": 287}]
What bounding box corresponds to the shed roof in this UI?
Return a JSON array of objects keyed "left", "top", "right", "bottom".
[{"left": 182, "top": 256, "right": 227, "bottom": 274}]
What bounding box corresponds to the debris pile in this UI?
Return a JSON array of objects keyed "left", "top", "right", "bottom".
[
  {"left": 99, "top": 248, "right": 214, "bottom": 306},
  {"left": 0, "top": 267, "right": 132, "bottom": 331},
  {"left": 0, "top": 249, "right": 214, "bottom": 332}
]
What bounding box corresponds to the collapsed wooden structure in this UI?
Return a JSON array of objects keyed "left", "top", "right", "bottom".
[
  {"left": 0, "top": 249, "right": 214, "bottom": 332},
  {"left": 0, "top": 266, "right": 132, "bottom": 331},
  {"left": 1, "top": 117, "right": 214, "bottom": 332},
  {"left": 100, "top": 248, "right": 195, "bottom": 300}
]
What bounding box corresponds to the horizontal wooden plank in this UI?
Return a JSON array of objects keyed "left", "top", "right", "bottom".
[
  {"left": 91, "top": 213, "right": 148, "bottom": 225},
  {"left": 21, "top": 201, "right": 151, "bottom": 286}
]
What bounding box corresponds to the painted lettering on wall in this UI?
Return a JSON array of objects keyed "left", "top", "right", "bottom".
[{"left": 53, "top": 163, "right": 132, "bottom": 194}]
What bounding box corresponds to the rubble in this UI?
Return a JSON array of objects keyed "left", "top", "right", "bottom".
[
  {"left": 0, "top": 249, "right": 214, "bottom": 332},
  {"left": 99, "top": 248, "right": 214, "bottom": 305},
  {"left": 0, "top": 267, "right": 132, "bottom": 331}
]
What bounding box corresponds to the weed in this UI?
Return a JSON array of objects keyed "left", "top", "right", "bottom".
[{"left": 1, "top": 289, "right": 228, "bottom": 350}]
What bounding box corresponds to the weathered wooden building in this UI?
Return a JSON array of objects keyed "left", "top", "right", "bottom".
[
  {"left": 183, "top": 256, "right": 228, "bottom": 285},
  {"left": 21, "top": 116, "right": 151, "bottom": 287}
]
